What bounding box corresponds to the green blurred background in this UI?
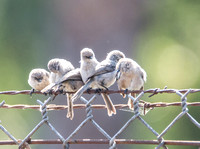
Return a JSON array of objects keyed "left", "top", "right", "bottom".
[{"left": 0, "top": 0, "right": 200, "bottom": 149}]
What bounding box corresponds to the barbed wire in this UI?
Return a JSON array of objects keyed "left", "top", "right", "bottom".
[
  {"left": 1, "top": 88, "right": 200, "bottom": 95},
  {"left": 1, "top": 139, "right": 200, "bottom": 146},
  {"left": 0, "top": 88, "right": 200, "bottom": 149},
  {"left": 1, "top": 102, "right": 200, "bottom": 111}
]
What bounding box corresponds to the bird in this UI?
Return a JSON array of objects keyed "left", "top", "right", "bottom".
[
  {"left": 72, "top": 50, "right": 125, "bottom": 116},
  {"left": 56, "top": 68, "right": 84, "bottom": 120},
  {"left": 41, "top": 68, "right": 84, "bottom": 120},
  {"left": 42, "top": 58, "right": 76, "bottom": 119},
  {"left": 28, "top": 68, "right": 50, "bottom": 94},
  {"left": 47, "top": 58, "right": 75, "bottom": 83},
  {"left": 116, "top": 58, "right": 147, "bottom": 110},
  {"left": 80, "top": 48, "right": 99, "bottom": 83}
]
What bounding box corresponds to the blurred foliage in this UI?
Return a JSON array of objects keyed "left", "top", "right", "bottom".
[
  {"left": 134, "top": 1, "right": 200, "bottom": 149},
  {"left": 0, "top": 1, "right": 54, "bottom": 149},
  {"left": 0, "top": 1, "right": 200, "bottom": 149},
  {"left": 137, "top": 1, "right": 200, "bottom": 88}
]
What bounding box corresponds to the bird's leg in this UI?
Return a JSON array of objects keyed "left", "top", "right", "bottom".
[
  {"left": 86, "top": 88, "right": 92, "bottom": 94},
  {"left": 95, "top": 88, "right": 102, "bottom": 94},
  {"left": 124, "top": 89, "right": 128, "bottom": 95},
  {"left": 100, "top": 84, "right": 109, "bottom": 90},
  {"left": 30, "top": 88, "right": 35, "bottom": 96}
]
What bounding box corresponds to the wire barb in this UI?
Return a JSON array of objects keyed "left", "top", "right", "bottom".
[
  {"left": 0, "top": 88, "right": 200, "bottom": 148},
  {"left": 1, "top": 88, "right": 200, "bottom": 95}
]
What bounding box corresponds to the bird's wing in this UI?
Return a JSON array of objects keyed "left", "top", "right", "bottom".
[
  {"left": 92, "top": 60, "right": 116, "bottom": 77},
  {"left": 58, "top": 68, "right": 82, "bottom": 84}
]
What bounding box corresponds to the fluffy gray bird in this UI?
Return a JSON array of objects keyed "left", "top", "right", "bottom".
[
  {"left": 28, "top": 68, "right": 50, "bottom": 93},
  {"left": 80, "top": 48, "right": 99, "bottom": 83},
  {"left": 41, "top": 68, "right": 84, "bottom": 120},
  {"left": 116, "top": 58, "right": 147, "bottom": 109},
  {"left": 43, "top": 58, "right": 76, "bottom": 119},
  {"left": 56, "top": 68, "right": 84, "bottom": 120},
  {"left": 72, "top": 50, "right": 125, "bottom": 116},
  {"left": 48, "top": 58, "right": 75, "bottom": 83}
]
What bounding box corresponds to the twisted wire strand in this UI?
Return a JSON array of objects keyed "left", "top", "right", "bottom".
[
  {"left": 1, "top": 88, "right": 200, "bottom": 148},
  {"left": 1, "top": 102, "right": 200, "bottom": 111},
  {"left": 1, "top": 88, "right": 200, "bottom": 96}
]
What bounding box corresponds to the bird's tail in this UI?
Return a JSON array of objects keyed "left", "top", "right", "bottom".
[
  {"left": 128, "top": 93, "right": 136, "bottom": 110},
  {"left": 101, "top": 93, "right": 116, "bottom": 116},
  {"left": 66, "top": 94, "right": 74, "bottom": 120}
]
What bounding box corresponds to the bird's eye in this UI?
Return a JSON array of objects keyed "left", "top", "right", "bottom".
[
  {"left": 85, "top": 55, "right": 92, "bottom": 59},
  {"left": 35, "top": 77, "right": 43, "bottom": 82}
]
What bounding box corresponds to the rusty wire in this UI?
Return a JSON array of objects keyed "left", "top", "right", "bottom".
[
  {"left": 1, "top": 88, "right": 200, "bottom": 95},
  {"left": 1, "top": 139, "right": 200, "bottom": 146},
  {"left": 0, "top": 88, "right": 200, "bottom": 149},
  {"left": 1, "top": 102, "right": 200, "bottom": 111}
]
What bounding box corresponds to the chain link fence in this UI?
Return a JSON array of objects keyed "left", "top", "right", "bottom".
[{"left": 0, "top": 88, "right": 200, "bottom": 149}]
